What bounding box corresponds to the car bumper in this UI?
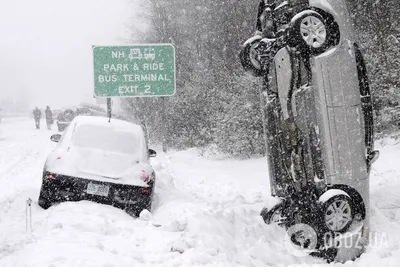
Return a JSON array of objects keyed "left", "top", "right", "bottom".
[{"left": 39, "top": 171, "right": 154, "bottom": 211}]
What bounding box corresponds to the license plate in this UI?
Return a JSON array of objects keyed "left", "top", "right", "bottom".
[{"left": 86, "top": 182, "right": 109, "bottom": 197}]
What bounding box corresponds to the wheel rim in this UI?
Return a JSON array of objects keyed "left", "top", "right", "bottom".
[
  {"left": 249, "top": 44, "right": 261, "bottom": 70},
  {"left": 325, "top": 199, "right": 352, "bottom": 231},
  {"left": 300, "top": 16, "right": 327, "bottom": 48},
  {"left": 270, "top": 208, "right": 283, "bottom": 223}
]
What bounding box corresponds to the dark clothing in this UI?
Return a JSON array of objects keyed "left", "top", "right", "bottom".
[
  {"left": 33, "top": 108, "right": 42, "bottom": 129},
  {"left": 45, "top": 108, "right": 53, "bottom": 124},
  {"left": 33, "top": 108, "right": 42, "bottom": 120},
  {"left": 45, "top": 107, "right": 53, "bottom": 130}
]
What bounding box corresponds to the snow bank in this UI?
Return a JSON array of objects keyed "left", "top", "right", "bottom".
[{"left": 2, "top": 119, "right": 400, "bottom": 267}]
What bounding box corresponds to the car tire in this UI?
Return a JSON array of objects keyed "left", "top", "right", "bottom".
[
  {"left": 261, "top": 203, "right": 284, "bottom": 225},
  {"left": 139, "top": 197, "right": 153, "bottom": 216},
  {"left": 288, "top": 9, "right": 339, "bottom": 55},
  {"left": 144, "top": 200, "right": 152, "bottom": 213},
  {"left": 125, "top": 199, "right": 152, "bottom": 218},
  {"left": 319, "top": 191, "right": 354, "bottom": 233},
  {"left": 38, "top": 190, "right": 52, "bottom": 209},
  {"left": 239, "top": 37, "right": 264, "bottom": 77},
  {"left": 124, "top": 205, "right": 137, "bottom": 217}
]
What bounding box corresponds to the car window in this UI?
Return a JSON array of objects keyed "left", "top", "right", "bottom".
[
  {"left": 72, "top": 124, "right": 143, "bottom": 156},
  {"left": 77, "top": 107, "right": 92, "bottom": 115}
]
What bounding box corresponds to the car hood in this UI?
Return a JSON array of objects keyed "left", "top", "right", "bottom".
[{"left": 45, "top": 147, "right": 153, "bottom": 186}]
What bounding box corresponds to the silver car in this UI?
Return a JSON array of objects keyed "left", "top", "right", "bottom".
[{"left": 240, "top": 0, "right": 379, "bottom": 262}]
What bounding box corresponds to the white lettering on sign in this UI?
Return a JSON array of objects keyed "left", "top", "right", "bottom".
[
  {"left": 144, "top": 85, "right": 151, "bottom": 94},
  {"left": 143, "top": 63, "right": 164, "bottom": 71},
  {"left": 157, "top": 74, "right": 169, "bottom": 81},
  {"left": 98, "top": 75, "right": 118, "bottom": 83},
  {"left": 118, "top": 86, "right": 139, "bottom": 94},
  {"left": 111, "top": 51, "right": 125, "bottom": 58},
  {"left": 103, "top": 64, "right": 129, "bottom": 72},
  {"left": 123, "top": 74, "right": 170, "bottom": 82}
]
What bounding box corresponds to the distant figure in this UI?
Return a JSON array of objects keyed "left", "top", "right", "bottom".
[
  {"left": 33, "top": 107, "right": 42, "bottom": 129},
  {"left": 45, "top": 106, "right": 53, "bottom": 130}
]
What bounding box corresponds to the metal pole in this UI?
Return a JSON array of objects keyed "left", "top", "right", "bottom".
[
  {"left": 161, "top": 97, "right": 168, "bottom": 152},
  {"left": 26, "top": 198, "right": 32, "bottom": 233},
  {"left": 107, "top": 98, "right": 112, "bottom": 122}
]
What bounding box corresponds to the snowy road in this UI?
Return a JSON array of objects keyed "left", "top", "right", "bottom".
[{"left": 1, "top": 117, "right": 400, "bottom": 266}]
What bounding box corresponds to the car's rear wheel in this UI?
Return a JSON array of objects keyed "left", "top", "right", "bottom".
[
  {"left": 125, "top": 197, "right": 152, "bottom": 217},
  {"left": 319, "top": 191, "right": 354, "bottom": 233},
  {"left": 38, "top": 190, "right": 53, "bottom": 209}
]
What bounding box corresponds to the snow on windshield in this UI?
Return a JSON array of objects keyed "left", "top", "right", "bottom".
[{"left": 72, "top": 124, "right": 141, "bottom": 155}]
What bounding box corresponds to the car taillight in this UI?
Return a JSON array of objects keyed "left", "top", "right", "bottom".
[
  {"left": 45, "top": 173, "right": 57, "bottom": 180},
  {"left": 141, "top": 188, "right": 151, "bottom": 194},
  {"left": 140, "top": 171, "right": 150, "bottom": 183}
]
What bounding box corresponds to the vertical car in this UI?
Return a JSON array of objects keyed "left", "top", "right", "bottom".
[{"left": 240, "top": 0, "right": 379, "bottom": 261}]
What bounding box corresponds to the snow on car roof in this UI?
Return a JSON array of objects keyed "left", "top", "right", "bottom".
[
  {"left": 60, "top": 106, "right": 78, "bottom": 112},
  {"left": 73, "top": 115, "right": 143, "bottom": 134}
]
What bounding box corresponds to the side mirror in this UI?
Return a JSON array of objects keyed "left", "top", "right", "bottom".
[
  {"left": 148, "top": 148, "right": 157, "bottom": 158},
  {"left": 367, "top": 150, "right": 380, "bottom": 165},
  {"left": 50, "top": 134, "right": 62, "bottom": 143}
]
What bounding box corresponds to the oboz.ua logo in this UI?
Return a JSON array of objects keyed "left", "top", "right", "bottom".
[{"left": 284, "top": 224, "right": 389, "bottom": 257}]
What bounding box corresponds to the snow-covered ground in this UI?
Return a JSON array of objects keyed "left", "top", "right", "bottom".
[{"left": 1, "top": 117, "right": 400, "bottom": 267}]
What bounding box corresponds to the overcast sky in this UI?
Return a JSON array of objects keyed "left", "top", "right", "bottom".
[{"left": 0, "top": 0, "right": 146, "bottom": 110}]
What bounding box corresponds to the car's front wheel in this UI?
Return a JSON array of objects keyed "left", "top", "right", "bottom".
[
  {"left": 261, "top": 203, "right": 285, "bottom": 225},
  {"left": 239, "top": 36, "right": 264, "bottom": 77},
  {"left": 288, "top": 9, "right": 339, "bottom": 55}
]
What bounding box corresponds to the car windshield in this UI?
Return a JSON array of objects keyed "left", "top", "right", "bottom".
[{"left": 72, "top": 124, "right": 141, "bottom": 155}]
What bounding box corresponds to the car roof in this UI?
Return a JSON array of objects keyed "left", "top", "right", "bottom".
[
  {"left": 61, "top": 106, "right": 78, "bottom": 112},
  {"left": 72, "top": 115, "right": 143, "bottom": 134}
]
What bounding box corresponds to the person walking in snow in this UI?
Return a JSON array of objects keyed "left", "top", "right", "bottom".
[
  {"left": 45, "top": 106, "right": 53, "bottom": 130},
  {"left": 33, "top": 107, "right": 42, "bottom": 129}
]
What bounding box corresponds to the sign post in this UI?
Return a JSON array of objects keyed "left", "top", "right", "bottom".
[{"left": 93, "top": 44, "right": 176, "bottom": 98}]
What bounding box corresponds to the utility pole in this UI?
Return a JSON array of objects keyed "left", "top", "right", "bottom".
[{"left": 107, "top": 98, "right": 112, "bottom": 122}]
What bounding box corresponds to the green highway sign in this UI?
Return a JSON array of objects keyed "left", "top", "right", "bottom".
[{"left": 93, "top": 44, "right": 175, "bottom": 97}]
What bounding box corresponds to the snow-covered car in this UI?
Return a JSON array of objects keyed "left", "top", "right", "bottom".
[
  {"left": 56, "top": 105, "right": 108, "bottom": 132},
  {"left": 38, "top": 116, "right": 157, "bottom": 217},
  {"left": 56, "top": 107, "right": 77, "bottom": 132},
  {"left": 240, "top": 0, "right": 379, "bottom": 261}
]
